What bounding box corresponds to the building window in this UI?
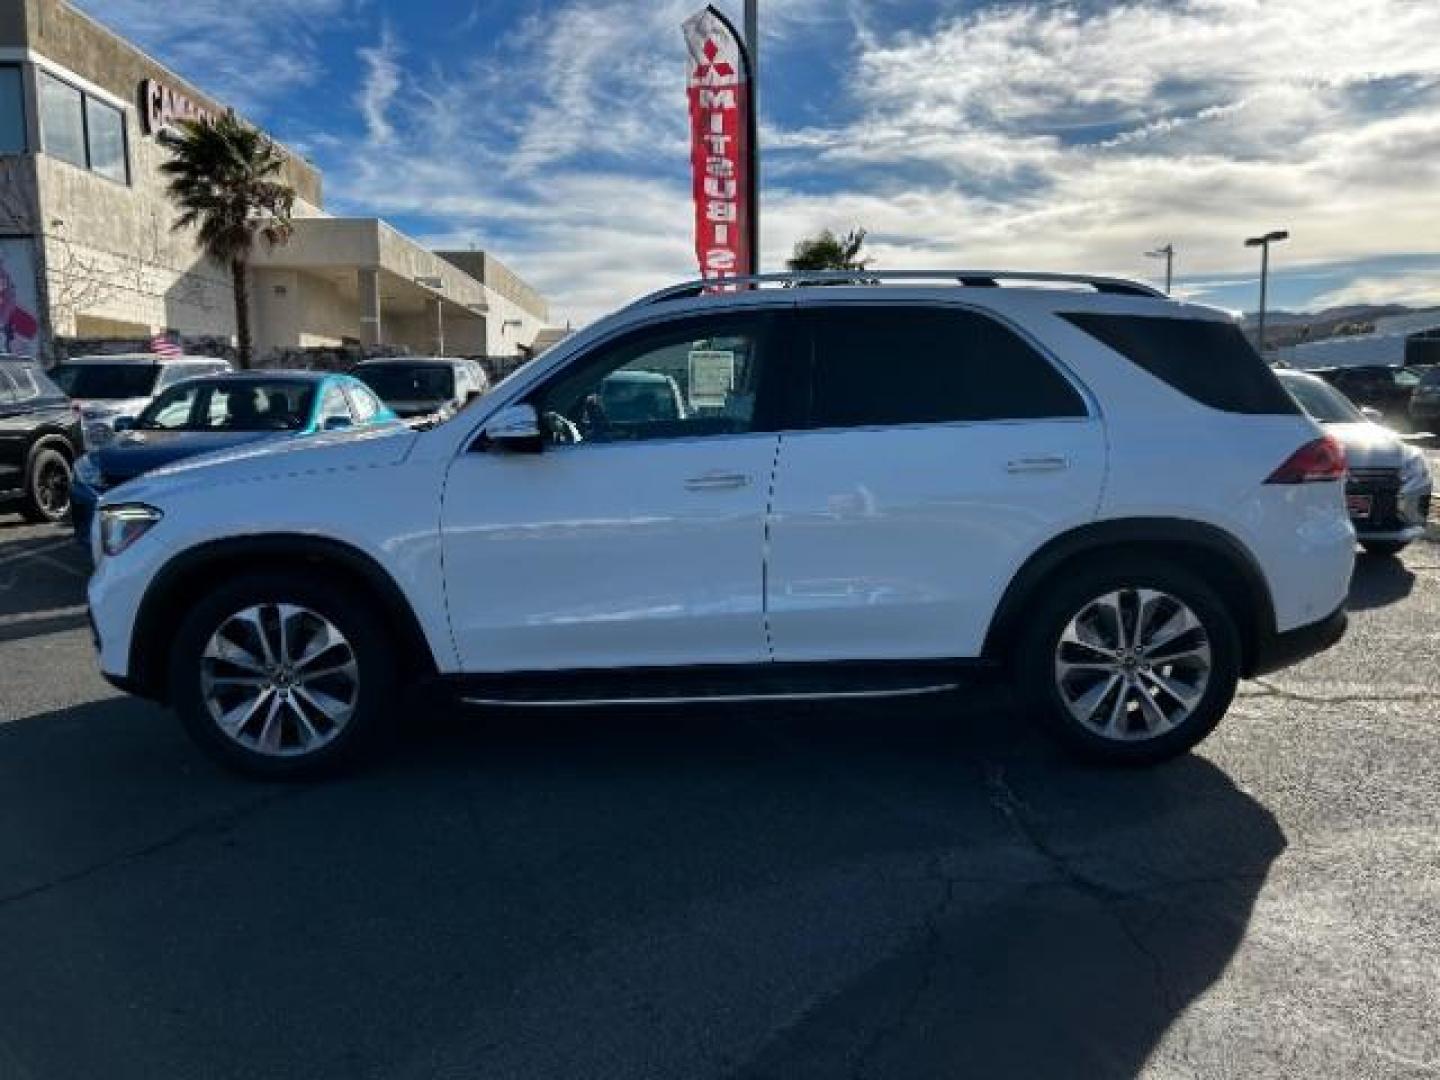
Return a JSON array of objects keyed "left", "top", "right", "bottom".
[
  {"left": 85, "top": 97, "right": 127, "bottom": 183},
  {"left": 37, "top": 69, "right": 129, "bottom": 184},
  {"left": 38, "top": 70, "right": 86, "bottom": 168},
  {"left": 0, "top": 65, "right": 25, "bottom": 153}
]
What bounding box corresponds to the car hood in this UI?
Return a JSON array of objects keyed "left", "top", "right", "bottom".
[
  {"left": 107, "top": 423, "right": 418, "bottom": 503},
  {"left": 74, "top": 397, "right": 151, "bottom": 421},
  {"left": 91, "top": 430, "right": 281, "bottom": 486},
  {"left": 1323, "top": 421, "right": 1408, "bottom": 468}
]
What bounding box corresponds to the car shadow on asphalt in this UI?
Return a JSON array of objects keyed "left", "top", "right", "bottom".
[
  {"left": 0, "top": 687, "right": 1284, "bottom": 1079},
  {"left": 1349, "top": 551, "right": 1417, "bottom": 610}
]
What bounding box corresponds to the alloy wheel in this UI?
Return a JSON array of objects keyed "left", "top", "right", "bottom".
[
  {"left": 1053, "top": 588, "right": 1212, "bottom": 741},
  {"left": 35, "top": 458, "right": 71, "bottom": 517},
  {"left": 200, "top": 603, "right": 359, "bottom": 757}
]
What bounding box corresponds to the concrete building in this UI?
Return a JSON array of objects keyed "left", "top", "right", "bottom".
[{"left": 0, "top": 0, "right": 549, "bottom": 362}]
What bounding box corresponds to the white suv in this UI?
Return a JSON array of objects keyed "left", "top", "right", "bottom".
[{"left": 86, "top": 272, "right": 1355, "bottom": 776}]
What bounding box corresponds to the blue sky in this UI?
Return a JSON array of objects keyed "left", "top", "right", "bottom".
[{"left": 76, "top": 0, "right": 1440, "bottom": 324}]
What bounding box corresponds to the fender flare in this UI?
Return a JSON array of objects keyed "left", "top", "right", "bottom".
[{"left": 981, "top": 517, "right": 1277, "bottom": 672}]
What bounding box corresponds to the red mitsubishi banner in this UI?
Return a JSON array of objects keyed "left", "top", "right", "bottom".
[{"left": 683, "top": 6, "right": 756, "bottom": 286}]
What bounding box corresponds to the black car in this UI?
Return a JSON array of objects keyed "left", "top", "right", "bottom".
[
  {"left": 0, "top": 355, "right": 83, "bottom": 523},
  {"left": 1312, "top": 365, "right": 1430, "bottom": 429}
]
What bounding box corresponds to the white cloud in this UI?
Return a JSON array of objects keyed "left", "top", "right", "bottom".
[
  {"left": 357, "top": 26, "right": 401, "bottom": 146},
  {"left": 72, "top": 0, "right": 346, "bottom": 114},
  {"left": 1308, "top": 275, "right": 1440, "bottom": 311}
]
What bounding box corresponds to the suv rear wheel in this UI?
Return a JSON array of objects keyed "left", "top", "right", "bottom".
[
  {"left": 170, "top": 572, "right": 398, "bottom": 778},
  {"left": 1015, "top": 560, "right": 1241, "bottom": 764},
  {"left": 22, "top": 445, "right": 72, "bottom": 524}
]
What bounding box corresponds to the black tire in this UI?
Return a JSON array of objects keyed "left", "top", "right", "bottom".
[
  {"left": 1014, "top": 559, "right": 1241, "bottom": 766},
  {"left": 21, "top": 445, "right": 72, "bottom": 524},
  {"left": 1361, "top": 540, "right": 1410, "bottom": 558},
  {"left": 169, "top": 572, "right": 398, "bottom": 778}
]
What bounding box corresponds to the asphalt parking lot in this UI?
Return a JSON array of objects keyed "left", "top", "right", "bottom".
[{"left": 1, "top": 513, "right": 1437, "bottom": 1079}]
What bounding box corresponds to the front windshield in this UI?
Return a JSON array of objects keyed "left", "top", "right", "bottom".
[
  {"left": 1284, "top": 375, "right": 1364, "bottom": 423},
  {"left": 135, "top": 380, "right": 317, "bottom": 432},
  {"left": 354, "top": 364, "right": 455, "bottom": 406},
  {"left": 51, "top": 363, "right": 160, "bottom": 399}
]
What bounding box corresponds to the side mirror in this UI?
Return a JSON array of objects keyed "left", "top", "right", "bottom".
[
  {"left": 1360, "top": 406, "right": 1383, "bottom": 423},
  {"left": 323, "top": 415, "right": 353, "bottom": 432},
  {"left": 465, "top": 389, "right": 482, "bottom": 405},
  {"left": 112, "top": 416, "right": 135, "bottom": 432},
  {"left": 481, "top": 403, "right": 542, "bottom": 452}
]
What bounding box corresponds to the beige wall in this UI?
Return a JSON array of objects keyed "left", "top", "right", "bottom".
[
  {"left": 33, "top": 148, "right": 236, "bottom": 340},
  {"left": 251, "top": 269, "right": 358, "bottom": 356}
]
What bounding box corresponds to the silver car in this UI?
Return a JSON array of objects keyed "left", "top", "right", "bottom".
[{"left": 1280, "top": 370, "right": 1433, "bottom": 556}]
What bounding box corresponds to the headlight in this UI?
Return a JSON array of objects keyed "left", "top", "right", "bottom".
[
  {"left": 98, "top": 504, "right": 163, "bottom": 557},
  {"left": 74, "top": 454, "right": 101, "bottom": 488},
  {"left": 1400, "top": 448, "right": 1431, "bottom": 485}
]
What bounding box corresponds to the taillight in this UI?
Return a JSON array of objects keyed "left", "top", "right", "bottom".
[{"left": 1265, "top": 435, "right": 1347, "bottom": 484}]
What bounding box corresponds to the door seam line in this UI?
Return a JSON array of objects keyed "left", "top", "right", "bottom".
[{"left": 762, "top": 434, "right": 782, "bottom": 661}]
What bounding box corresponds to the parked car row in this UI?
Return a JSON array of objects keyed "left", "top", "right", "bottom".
[
  {"left": 0, "top": 352, "right": 492, "bottom": 534},
  {"left": 1307, "top": 364, "right": 1440, "bottom": 432}
]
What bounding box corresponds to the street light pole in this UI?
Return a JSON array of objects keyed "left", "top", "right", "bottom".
[
  {"left": 1145, "top": 243, "right": 1175, "bottom": 295},
  {"left": 745, "top": 0, "right": 759, "bottom": 271},
  {"left": 1244, "top": 229, "right": 1289, "bottom": 356}
]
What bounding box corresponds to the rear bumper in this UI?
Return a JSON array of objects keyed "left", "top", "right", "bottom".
[{"left": 1248, "top": 603, "right": 1347, "bottom": 677}]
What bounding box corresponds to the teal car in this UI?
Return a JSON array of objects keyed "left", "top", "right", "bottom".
[{"left": 71, "top": 371, "right": 399, "bottom": 544}]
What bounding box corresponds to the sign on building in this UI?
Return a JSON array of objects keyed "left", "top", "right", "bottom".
[{"left": 0, "top": 239, "right": 41, "bottom": 357}]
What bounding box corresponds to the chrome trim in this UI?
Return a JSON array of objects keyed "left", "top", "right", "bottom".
[{"left": 460, "top": 683, "right": 959, "bottom": 708}]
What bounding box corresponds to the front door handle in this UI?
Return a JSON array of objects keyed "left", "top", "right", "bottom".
[
  {"left": 1006, "top": 456, "right": 1070, "bottom": 474},
  {"left": 684, "top": 471, "right": 751, "bottom": 491}
]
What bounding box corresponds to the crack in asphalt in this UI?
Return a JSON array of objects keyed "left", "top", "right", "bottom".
[
  {"left": 845, "top": 851, "right": 961, "bottom": 1080},
  {"left": 1245, "top": 678, "right": 1440, "bottom": 706},
  {"left": 981, "top": 763, "right": 1178, "bottom": 1014},
  {"left": 0, "top": 787, "right": 308, "bottom": 910}
]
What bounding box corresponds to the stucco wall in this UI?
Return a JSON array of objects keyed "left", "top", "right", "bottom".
[
  {"left": 252, "top": 268, "right": 361, "bottom": 356},
  {"left": 32, "top": 137, "right": 235, "bottom": 341}
]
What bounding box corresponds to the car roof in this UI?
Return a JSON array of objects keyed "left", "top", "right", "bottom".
[
  {"left": 201, "top": 369, "right": 332, "bottom": 383},
  {"left": 63, "top": 354, "right": 220, "bottom": 365},
  {"left": 356, "top": 356, "right": 465, "bottom": 366}
]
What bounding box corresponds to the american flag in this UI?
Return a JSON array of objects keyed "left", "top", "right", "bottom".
[{"left": 149, "top": 333, "right": 182, "bottom": 358}]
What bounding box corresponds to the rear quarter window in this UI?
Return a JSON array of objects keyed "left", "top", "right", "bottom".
[{"left": 1061, "top": 312, "right": 1299, "bottom": 415}]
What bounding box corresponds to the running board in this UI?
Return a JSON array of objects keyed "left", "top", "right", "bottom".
[
  {"left": 461, "top": 683, "right": 959, "bottom": 708},
  {"left": 440, "top": 660, "right": 992, "bottom": 709}
]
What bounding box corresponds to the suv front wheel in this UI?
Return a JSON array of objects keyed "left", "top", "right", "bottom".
[
  {"left": 170, "top": 572, "right": 398, "bottom": 777},
  {"left": 1016, "top": 560, "right": 1241, "bottom": 764}
]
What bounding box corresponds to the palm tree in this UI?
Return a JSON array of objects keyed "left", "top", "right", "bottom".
[
  {"left": 785, "top": 228, "right": 870, "bottom": 274},
  {"left": 159, "top": 113, "right": 295, "bottom": 368}
]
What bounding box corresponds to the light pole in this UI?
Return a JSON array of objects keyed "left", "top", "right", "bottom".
[
  {"left": 1245, "top": 229, "right": 1289, "bottom": 355},
  {"left": 744, "top": 0, "right": 759, "bottom": 270},
  {"left": 1145, "top": 243, "right": 1175, "bottom": 294}
]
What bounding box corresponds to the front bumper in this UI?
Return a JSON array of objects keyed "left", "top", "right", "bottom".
[
  {"left": 1249, "top": 603, "right": 1348, "bottom": 678},
  {"left": 71, "top": 480, "right": 100, "bottom": 546}
]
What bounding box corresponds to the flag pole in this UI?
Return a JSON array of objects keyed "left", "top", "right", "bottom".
[{"left": 744, "top": 0, "right": 759, "bottom": 273}]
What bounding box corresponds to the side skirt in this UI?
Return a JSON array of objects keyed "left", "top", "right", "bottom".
[{"left": 437, "top": 659, "right": 997, "bottom": 709}]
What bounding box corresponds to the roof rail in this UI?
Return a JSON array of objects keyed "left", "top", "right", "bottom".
[{"left": 634, "top": 269, "right": 1166, "bottom": 306}]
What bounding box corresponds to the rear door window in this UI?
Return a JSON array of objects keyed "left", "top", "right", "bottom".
[
  {"left": 1061, "top": 312, "right": 1299, "bottom": 415},
  {"left": 801, "top": 304, "right": 1087, "bottom": 429}
]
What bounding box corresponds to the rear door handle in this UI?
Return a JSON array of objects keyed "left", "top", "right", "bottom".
[
  {"left": 1006, "top": 456, "right": 1070, "bottom": 474},
  {"left": 684, "top": 471, "right": 751, "bottom": 491}
]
